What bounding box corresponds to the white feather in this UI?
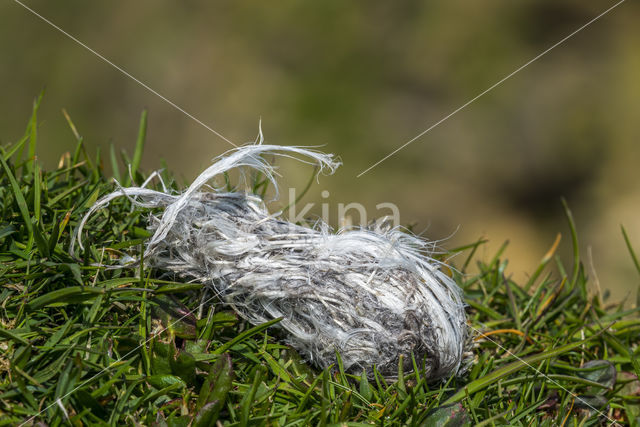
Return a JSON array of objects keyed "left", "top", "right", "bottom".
[{"left": 75, "top": 143, "right": 471, "bottom": 380}]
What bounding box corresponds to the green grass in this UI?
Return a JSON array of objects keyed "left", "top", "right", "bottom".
[{"left": 1, "top": 100, "right": 640, "bottom": 426}]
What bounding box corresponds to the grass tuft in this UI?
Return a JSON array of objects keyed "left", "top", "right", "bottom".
[{"left": 1, "top": 104, "right": 640, "bottom": 425}]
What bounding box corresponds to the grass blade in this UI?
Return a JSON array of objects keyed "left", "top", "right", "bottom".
[
  {"left": 444, "top": 332, "right": 601, "bottom": 405},
  {"left": 25, "top": 91, "right": 44, "bottom": 174},
  {"left": 0, "top": 149, "right": 33, "bottom": 238},
  {"left": 561, "top": 199, "right": 581, "bottom": 294},
  {"left": 621, "top": 225, "right": 640, "bottom": 277},
  {"left": 212, "top": 317, "right": 281, "bottom": 355},
  {"left": 109, "top": 143, "right": 121, "bottom": 182},
  {"left": 130, "top": 109, "right": 148, "bottom": 183}
]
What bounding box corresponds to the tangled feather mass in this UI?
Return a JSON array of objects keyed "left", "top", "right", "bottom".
[{"left": 75, "top": 142, "right": 471, "bottom": 380}]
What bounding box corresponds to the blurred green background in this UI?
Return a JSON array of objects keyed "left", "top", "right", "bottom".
[{"left": 1, "top": 1, "right": 639, "bottom": 301}]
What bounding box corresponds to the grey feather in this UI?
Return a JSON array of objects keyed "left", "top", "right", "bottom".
[{"left": 74, "top": 143, "right": 472, "bottom": 380}]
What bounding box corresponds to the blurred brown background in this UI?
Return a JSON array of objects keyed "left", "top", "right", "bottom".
[{"left": 1, "top": 1, "right": 639, "bottom": 301}]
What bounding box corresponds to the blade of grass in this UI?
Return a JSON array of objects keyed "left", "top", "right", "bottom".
[
  {"left": 621, "top": 225, "right": 640, "bottom": 275},
  {"left": 0, "top": 149, "right": 33, "bottom": 240},
  {"left": 25, "top": 91, "right": 44, "bottom": 174},
  {"left": 561, "top": 199, "right": 581, "bottom": 294},
  {"left": 3, "top": 134, "right": 29, "bottom": 162},
  {"left": 33, "top": 163, "right": 41, "bottom": 223},
  {"left": 63, "top": 110, "right": 95, "bottom": 174},
  {"left": 0, "top": 327, "right": 32, "bottom": 346},
  {"left": 109, "top": 143, "right": 121, "bottom": 182},
  {"left": 524, "top": 233, "right": 561, "bottom": 292},
  {"left": 444, "top": 331, "right": 602, "bottom": 405},
  {"left": 212, "top": 317, "right": 282, "bottom": 355},
  {"left": 129, "top": 109, "right": 148, "bottom": 184},
  {"left": 282, "top": 165, "right": 319, "bottom": 214}
]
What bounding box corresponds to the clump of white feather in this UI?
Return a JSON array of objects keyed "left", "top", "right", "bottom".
[{"left": 75, "top": 143, "right": 471, "bottom": 380}]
